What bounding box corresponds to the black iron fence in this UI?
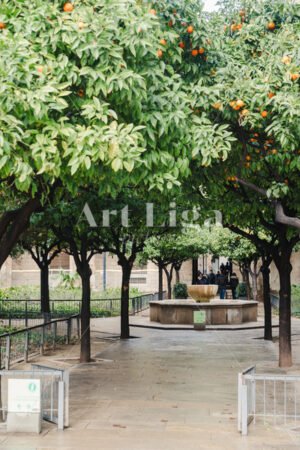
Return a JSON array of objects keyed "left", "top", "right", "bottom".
[
  {"left": 271, "top": 292, "right": 300, "bottom": 316},
  {"left": 0, "top": 292, "right": 164, "bottom": 329},
  {"left": 0, "top": 315, "right": 80, "bottom": 369}
]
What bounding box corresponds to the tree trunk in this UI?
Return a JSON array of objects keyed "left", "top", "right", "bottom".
[
  {"left": 158, "top": 262, "right": 164, "bottom": 300},
  {"left": 261, "top": 264, "right": 272, "bottom": 341},
  {"left": 163, "top": 266, "right": 173, "bottom": 299},
  {"left": 80, "top": 265, "right": 91, "bottom": 363},
  {"left": 120, "top": 263, "right": 132, "bottom": 339},
  {"left": 40, "top": 264, "right": 50, "bottom": 314},
  {"left": 192, "top": 258, "right": 198, "bottom": 284},
  {"left": 174, "top": 263, "right": 182, "bottom": 285},
  {"left": 274, "top": 250, "right": 293, "bottom": 367},
  {"left": 249, "top": 260, "right": 259, "bottom": 302},
  {"left": 0, "top": 197, "right": 41, "bottom": 269},
  {"left": 243, "top": 267, "right": 251, "bottom": 300}
]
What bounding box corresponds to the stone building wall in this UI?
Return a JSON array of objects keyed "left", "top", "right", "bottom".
[{"left": 1, "top": 251, "right": 300, "bottom": 296}]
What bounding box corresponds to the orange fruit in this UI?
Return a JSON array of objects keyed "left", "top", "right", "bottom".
[
  {"left": 271, "top": 149, "right": 277, "bottom": 154},
  {"left": 267, "top": 22, "right": 276, "bottom": 31},
  {"left": 199, "top": 47, "right": 205, "bottom": 54},
  {"left": 0, "top": 22, "right": 6, "bottom": 30},
  {"left": 157, "top": 49, "right": 163, "bottom": 58},
  {"left": 149, "top": 9, "right": 156, "bottom": 15},
  {"left": 245, "top": 162, "right": 251, "bottom": 168},
  {"left": 229, "top": 100, "right": 237, "bottom": 109},
  {"left": 77, "top": 89, "right": 84, "bottom": 97},
  {"left": 239, "top": 10, "right": 246, "bottom": 17},
  {"left": 187, "top": 25, "right": 194, "bottom": 34},
  {"left": 179, "top": 41, "right": 185, "bottom": 49},
  {"left": 231, "top": 24, "right": 237, "bottom": 32},
  {"left": 63, "top": 2, "right": 74, "bottom": 12},
  {"left": 261, "top": 110, "right": 268, "bottom": 118},
  {"left": 236, "top": 24, "right": 243, "bottom": 30},
  {"left": 241, "top": 109, "right": 249, "bottom": 116},
  {"left": 37, "top": 66, "right": 44, "bottom": 74},
  {"left": 290, "top": 73, "right": 300, "bottom": 81},
  {"left": 212, "top": 102, "right": 222, "bottom": 110},
  {"left": 160, "top": 39, "right": 167, "bottom": 46},
  {"left": 282, "top": 55, "right": 292, "bottom": 65},
  {"left": 246, "top": 155, "right": 251, "bottom": 161},
  {"left": 191, "top": 49, "right": 198, "bottom": 57},
  {"left": 268, "top": 92, "right": 275, "bottom": 99},
  {"left": 236, "top": 99, "right": 245, "bottom": 109}
]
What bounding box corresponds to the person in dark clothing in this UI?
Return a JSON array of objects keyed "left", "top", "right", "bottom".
[
  {"left": 218, "top": 272, "right": 227, "bottom": 299},
  {"left": 198, "top": 275, "right": 209, "bottom": 285},
  {"left": 207, "top": 269, "right": 216, "bottom": 285},
  {"left": 196, "top": 271, "right": 203, "bottom": 284},
  {"left": 220, "top": 264, "right": 228, "bottom": 279},
  {"left": 230, "top": 272, "right": 239, "bottom": 299}
]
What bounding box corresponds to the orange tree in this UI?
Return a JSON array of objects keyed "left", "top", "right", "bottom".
[
  {"left": 0, "top": 0, "right": 236, "bottom": 271},
  {"left": 49, "top": 188, "right": 174, "bottom": 361},
  {"left": 183, "top": 0, "right": 300, "bottom": 366}
]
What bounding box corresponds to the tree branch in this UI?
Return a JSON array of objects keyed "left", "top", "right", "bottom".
[
  {"left": 236, "top": 178, "right": 268, "bottom": 197},
  {"left": 275, "top": 202, "right": 300, "bottom": 231}
]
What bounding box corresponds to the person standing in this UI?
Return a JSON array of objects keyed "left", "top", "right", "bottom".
[
  {"left": 198, "top": 274, "right": 209, "bottom": 285},
  {"left": 230, "top": 272, "right": 239, "bottom": 299},
  {"left": 196, "top": 271, "right": 203, "bottom": 285},
  {"left": 208, "top": 269, "right": 216, "bottom": 284},
  {"left": 218, "top": 271, "right": 227, "bottom": 299}
]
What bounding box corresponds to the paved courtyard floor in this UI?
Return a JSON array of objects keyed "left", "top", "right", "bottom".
[{"left": 1, "top": 313, "right": 300, "bottom": 449}]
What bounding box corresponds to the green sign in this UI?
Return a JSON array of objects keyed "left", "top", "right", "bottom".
[
  {"left": 194, "top": 311, "right": 206, "bottom": 324},
  {"left": 28, "top": 382, "right": 37, "bottom": 393}
]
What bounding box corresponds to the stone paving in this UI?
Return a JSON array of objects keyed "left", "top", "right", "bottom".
[{"left": 1, "top": 313, "right": 300, "bottom": 449}]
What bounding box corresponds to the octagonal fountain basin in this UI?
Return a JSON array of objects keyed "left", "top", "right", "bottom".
[
  {"left": 149, "top": 300, "right": 258, "bottom": 326},
  {"left": 187, "top": 284, "right": 219, "bottom": 303}
]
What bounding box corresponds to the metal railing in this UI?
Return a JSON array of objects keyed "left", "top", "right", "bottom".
[
  {"left": 0, "top": 292, "right": 163, "bottom": 328},
  {"left": 271, "top": 292, "right": 300, "bottom": 316},
  {"left": 238, "top": 366, "right": 300, "bottom": 435},
  {"left": 0, "top": 315, "right": 80, "bottom": 370},
  {"left": 270, "top": 293, "right": 279, "bottom": 310},
  {"left": 130, "top": 291, "right": 165, "bottom": 315}
]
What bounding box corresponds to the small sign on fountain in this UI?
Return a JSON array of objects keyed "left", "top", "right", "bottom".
[{"left": 193, "top": 311, "right": 206, "bottom": 330}]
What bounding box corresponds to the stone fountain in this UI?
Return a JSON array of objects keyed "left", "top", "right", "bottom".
[
  {"left": 187, "top": 285, "right": 219, "bottom": 303},
  {"left": 149, "top": 284, "right": 258, "bottom": 326}
]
